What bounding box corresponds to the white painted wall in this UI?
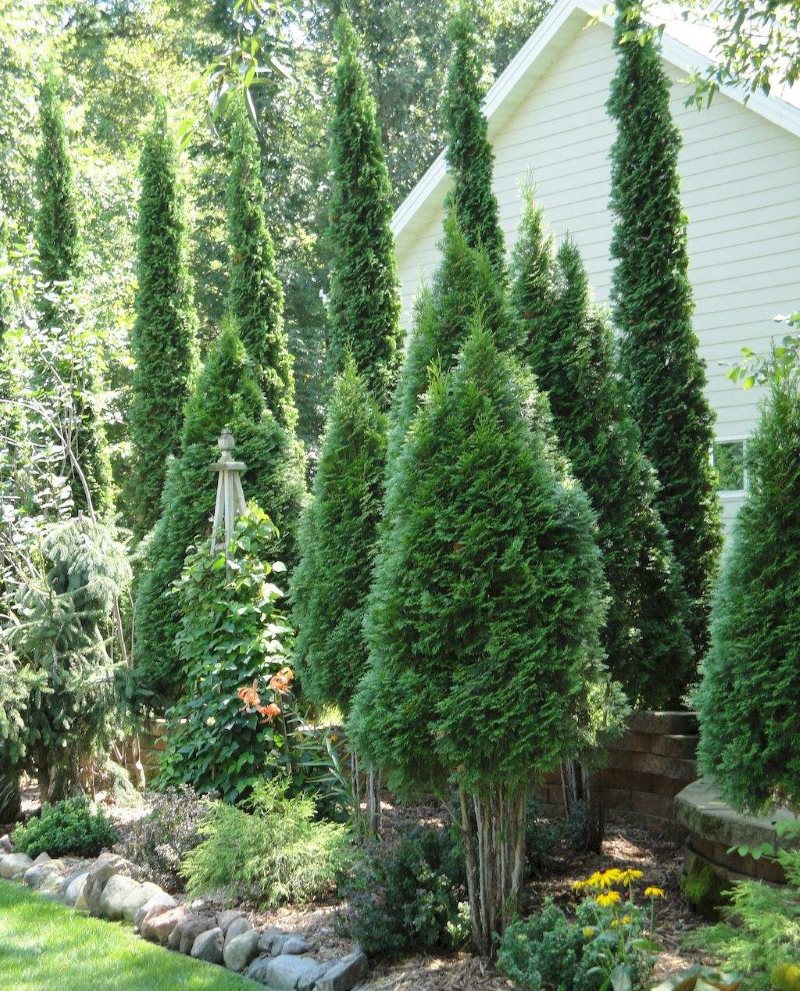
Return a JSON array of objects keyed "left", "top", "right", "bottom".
[{"left": 394, "top": 19, "right": 800, "bottom": 529}]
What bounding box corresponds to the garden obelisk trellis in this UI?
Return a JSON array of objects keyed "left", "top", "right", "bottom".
[{"left": 210, "top": 428, "right": 247, "bottom": 558}]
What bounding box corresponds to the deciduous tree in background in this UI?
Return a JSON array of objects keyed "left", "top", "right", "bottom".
[
  {"left": 607, "top": 0, "right": 721, "bottom": 660},
  {"left": 128, "top": 103, "right": 198, "bottom": 539},
  {"left": 326, "top": 14, "right": 402, "bottom": 408}
]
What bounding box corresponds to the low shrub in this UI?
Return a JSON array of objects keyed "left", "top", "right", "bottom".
[
  {"left": 337, "top": 826, "right": 469, "bottom": 958},
  {"left": 12, "top": 798, "right": 117, "bottom": 858},
  {"left": 114, "top": 786, "right": 211, "bottom": 893},
  {"left": 498, "top": 869, "right": 662, "bottom": 991},
  {"left": 180, "top": 776, "right": 349, "bottom": 906}
]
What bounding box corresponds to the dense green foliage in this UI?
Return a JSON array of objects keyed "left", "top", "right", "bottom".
[
  {"left": 291, "top": 361, "right": 387, "bottom": 709},
  {"left": 128, "top": 104, "right": 198, "bottom": 539},
  {"left": 339, "top": 827, "right": 468, "bottom": 958},
  {"left": 181, "top": 776, "right": 349, "bottom": 906},
  {"left": 685, "top": 852, "right": 800, "bottom": 990},
  {"left": 326, "top": 15, "right": 402, "bottom": 407},
  {"left": 443, "top": 9, "right": 504, "bottom": 270},
  {"left": 608, "top": 0, "right": 721, "bottom": 661},
  {"left": 696, "top": 370, "right": 800, "bottom": 812},
  {"left": 512, "top": 203, "right": 693, "bottom": 706},
  {"left": 227, "top": 97, "right": 296, "bottom": 429},
  {"left": 12, "top": 798, "right": 117, "bottom": 858},
  {"left": 156, "top": 508, "right": 294, "bottom": 803},
  {"left": 2, "top": 518, "right": 130, "bottom": 800},
  {"left": 351, "top": 324, "right": 607, "bottom": 797},
  {"left": 134, "top": 323, "right": 305, "bottom": 701}
]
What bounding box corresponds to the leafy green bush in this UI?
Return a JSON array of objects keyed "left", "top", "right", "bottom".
[
  {"left": 498, "top": 896, "right": 654, "bottom": 991},
  {"left": 337, "top": 827, "right": 468, "bottom": 958},
  {"left": 180, "top": 776, "right": 349, "bottom": 907},
  {"left": 114, "top": 786, "right": 211, "bottom": 893},
  {"left": 684, "top": 851, "right": 800, "bottom": 991},
  {"left": 12, "top": 798, "right": 117, "bottom": 858}
]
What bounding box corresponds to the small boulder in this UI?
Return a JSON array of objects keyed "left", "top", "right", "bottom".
[
  {"left": 281, "top": 936, "right": 310, "bottom": 956},
  {"left": 168, "top": 914, "right": 217, "bottom": 955},
  {"left": 140, "top": 905, "right": 188, "bottom": 945},
  {"left": 315, "top": 950, "right": 369, "bottom": 991},
  {"left": 217, "top": 909, "right": 245, "bottom": 936},
  {"left": 223, "top": 929, "right": 260, "bottom": 972},
  {"left": 134, "top": 890, "right": 177, "bottom": 930},
  {"left": 190, "top": 926, "right": 224, "bottom": 964},
  {"left": 98, "top": 874, "right": 160, "bottom": 922},
  {"left": 83, "top": 854, "right": 138, "bottom": 915},
  {"left": 246, "top": 954, "right": 324, "bottom": 990},
  {"left": 269, "top": 933, "right": 289, "bottom": 956},
  {"left": 257, "top": 930, "right": 282, "bottom": 955},
  {"left": 0, "top": 852, "right": 33, "bottom": 879},
  {"left": 23, "top": 861, "right": 65, "bottom": 891},
  {"left": 224, "top": 915, "right": 252, "bottom": 946},
  {"left": 32, "top": 852, "right": 51, "bottom": 865},
  {"left": 0, "top": 834, "right": 12, "bottom": 853},
  {"left": 61, "top": 867, "right": 91, "bottom": 905}
]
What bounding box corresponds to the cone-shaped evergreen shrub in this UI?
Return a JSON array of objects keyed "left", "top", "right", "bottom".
[
  {"left": 291, "top": 359, "right": 387, "bottom": 709},
  {"left": 128, "top": 104, "right": 198, "bottom": 539},
  {"left": 350, "top": 323, "right": 610, "bottom": 950},
  {"left": 227, "top": 97, "right": 296, "bottom": 430},
  {"left": 696, "top": 369, "right": 800, "bottom": 812},
  {"left": 444, "top": 8, "right": 504, "bottom": 271},
  {"left": 608, "top": 0, "right": 721, "bottom": 660},
  {"left": 134, "top": 322, "right": 306, "bottom": 700},
  {"left": 326, "top": 14, "right": 402, "bottom": 408},
  {"left": 512, "top": 206, "right": 693, "bottom": 706}
]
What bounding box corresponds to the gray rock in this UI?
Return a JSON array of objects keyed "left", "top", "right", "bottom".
[
  {"left": 23, "top": 861, "right": 65, "bottom": 890},
  {"left": 281, "top": 936, "right": 310, "bottom": 956},
  {"left": 140, "top": 905, "right": 188, "bottom": 944},
  {"left": 0, "top": 834, "right": 12, "bottom": 853},
  {"left": 315, "top": 951, "right": 369, "bottom": 991},
  {"left": 257, "top": 930, "right": 282, "bottom": 954},
  {"left": 39, "top": 872, "right": 67, "bottom": 900},
  {"left": 83, "top": 854, "right": 138, "bottom": 915},
  {"left": 269, "top": 934, "right": 289, "bottom": 956},
  {"left": 217, "top": 908, "right": 246, "bottom": 935},
  {"left": 0, "top": 852, "right": 33, "bottom": 878},
  {"left": 63, "top": 870, "right": 91, "bottom": 907},
  {"left": 168, "top": 914, "right": 217, "bottom": 954},
  {"left": 134, "top": 890, "right": 177, "bottom": 930},
  {"left": 191, "top": 927, "right": 224, "bottom": 964},
  {"left": 223, "top": 929, "right": 260, "bottom": 971},
  {"left": 32, "top": 852, "right": 51, "bottom": 865},
  {"left": 246, "top": 954, "right": 324, "bottom": 990},
  {"left": 224, "top": 915, "right": 252, "bottom": 946},
  {"left": 98, "top": 875, "right": 162, "bottom": 922}
]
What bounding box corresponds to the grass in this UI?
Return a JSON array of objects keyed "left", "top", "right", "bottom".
[{"left": 0, "top": 880, "right": 258, "bottom": 991}]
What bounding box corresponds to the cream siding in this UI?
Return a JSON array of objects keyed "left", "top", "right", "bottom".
[{"left": 394, "top": 19, "right": 800, "bottom": 530}]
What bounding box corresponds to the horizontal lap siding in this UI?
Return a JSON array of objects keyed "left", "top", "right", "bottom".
[{"left": 395, "top": 21, "right": 800, "bottom": 525}]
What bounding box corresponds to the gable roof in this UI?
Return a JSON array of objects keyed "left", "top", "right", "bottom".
[{"left": 391, "top": 0, "right": 800, "bottom": 249}]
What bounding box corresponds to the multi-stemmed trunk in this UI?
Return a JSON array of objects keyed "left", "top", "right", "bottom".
[
  {"left": 561, "top": 758, "right": 605, "bottom": 853},
  {"left": 459, "top": 782, "right": 527, "bottom": 958}
]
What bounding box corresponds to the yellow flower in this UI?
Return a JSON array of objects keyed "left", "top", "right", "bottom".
[
  {"left": 644, "top": 886, "right": 665, "bottom": 899},
  {"left": 594, "top": 868, "right": 624, "bottom": 889},
  {"left": 619, "top": 869, "right": 644, "bottom": 885},
  {"left": 596, "top": 890, "right": 622, "bottom": 908},
  {"left": 582, "top": 927, "right": 595, "bottom": 939}
]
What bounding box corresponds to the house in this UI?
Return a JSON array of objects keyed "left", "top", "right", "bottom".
[{"left": 391, "top": 0, "right": 800, "bottom": 528}]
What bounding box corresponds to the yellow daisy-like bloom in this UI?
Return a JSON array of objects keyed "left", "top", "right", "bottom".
[
  {"left": 582, "top": 927, "right": 595, "bottom": 939},
  {"left": 619, "top": 868, "right": 644, "bottom": 885},
  {"left": 594, "top": 868, "right": 624, "bottom": 889},
  {"left": 572, "top": 879, "right": 591, "bottom": 893},
  {"left": 596, "top": 890, "right": 622, "bottom": 908},
  {"left": 644, "top": 886, "right": 665, "bottom": 899}
]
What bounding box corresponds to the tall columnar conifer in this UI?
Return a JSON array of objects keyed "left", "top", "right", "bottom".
[
  {"left": 696, "top": 369, "right": 800, "bottom": 812},
  {"left": 607, "top": 0, "right": 721, "bottom": 659},
  {"left": 134, "top": 322, "right": 306, "bottom": 700},
  {"left": 291, "top": 359, "right": 387, "bottom": 708},
  {"left": 326, "top": 14, "right": 402, "bottom": 407},
  {"left": 444, "top": 8, "right": 504, "bottom": 271},
  {"left": 351, "top": 323, "right": 609, "bottom": 953},
  {"left": 227, "top": 97, "right": 296, "bottom": 429},
  {"left": 512, "top": 198, "right": 693, "bottom": 706},
  {"left": 128, "top": 104, "right": 198, "bottom": 539},
  {"left": 34, "top": 71, "right": 113, "bottom": 519}
]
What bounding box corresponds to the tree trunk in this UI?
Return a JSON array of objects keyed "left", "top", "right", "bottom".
[
  {"left": 560, "top": 759, "right": 605, "bottom": 853},
  {"left": 365, "top": 767, "right": 382, "bottom": 837},
  {"left": 0, "top": 767, "right": 20, "bottom": 824},
  {"left": 459, "top": 782, "right": 526, "bottom": 958}
]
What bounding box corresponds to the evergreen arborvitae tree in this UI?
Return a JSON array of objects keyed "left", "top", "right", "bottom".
[
  {"left": 128, "top": 103, "right": 198, "bottom": 539},
  {"left": 444, "top": 8, "right": 504, "bottom": 271},
  {"left": 135, "top": 322, "right": 306, "bottom": 700},
  {"left": 327, "top": 14, "right": 402, "bottom": 408},
  {"left": 227, "top": 97, "right": 296, "bottom": 430},
  {"left": 696, "top": 369, "right": 800, "bottom": 812},
  {"left": 608, "top": 0, "right": 721, "bottom": 659},
  {"left": 512, "top": 201, "right": 692, "bottom": 706},
  {"left": 291, "top": 359, "right": 387, "bottom": 708},
  {"left": 34, "top": 71, "right": 114, "bottom": 518},
  {"left": 351, "top": 323, "right": 609, "bottom": 953}
]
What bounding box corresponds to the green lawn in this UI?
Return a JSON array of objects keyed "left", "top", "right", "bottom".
[{"left": 0, "top": 880, "right": 257, "bottom": 991}]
